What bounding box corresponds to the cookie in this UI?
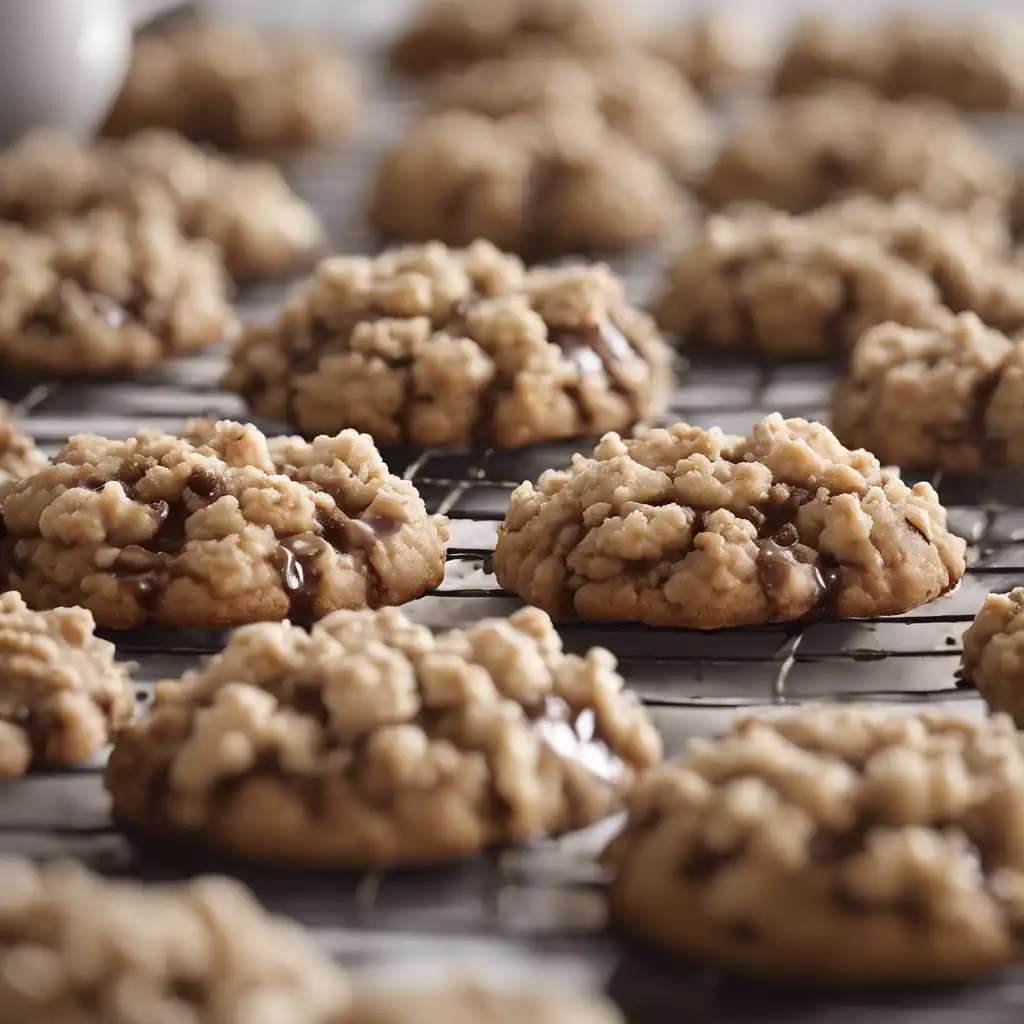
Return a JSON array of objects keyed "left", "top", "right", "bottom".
[
  {"left": 432, "top": 51, "right": 710, "bottom": 180},
  {"left": 833, "top": 314, "right": 1024, "bottom": 472},
  {"left": 651, "top": 211, "right": 946, "bottom": 359},
  {"left": 0, "top": 592, "right": 133, "bottom": 776},
  {"left": 773, "top": 15, "right": 1024, "bottom": 112},
  {"left": 370, "top": 108, "right": 680, "bottom": 257},
  {"left": 389, "top": 0, "right": 631, "bottom": 77},
  {"left": 0, "top": 418, "right": 449, "bottom": 629},
  {"left": 102, "top": 18, "right": 358, "bottom": 154},
  {"left": 0, "top": 858, "right": 352, "bottom": 1024},
  {"left": 106, "top": 605, "right": 661, "bottom": 867},
  {"left": 653, "top": 195, "right": 1024, "bottom": 357},
  {"left": 0, "top": 404, "right": 46, "bottom": 499},
  {"left": 605, "top": 705, "right": 1024, "bottom": 983},
  {"left": 651, "top": 11, "right": 767, "bottom": 95},
  {"left": 701, "top": 86, "right": 1012, "bottom": 214},
  {"left": 224, "top": 240, "right": 673, "bottom": 448},
  {"left": 0, "top": 129, "right": 323, "bottom": 282},
  {"left": 493, "top": 414, "right": 966, "bottom": 630},
  {"left": 962, "top": 589, "right": 1024, "bottom": 726},
  {"left": 0, "top": 205, "right": 234, "bottom": 375}
]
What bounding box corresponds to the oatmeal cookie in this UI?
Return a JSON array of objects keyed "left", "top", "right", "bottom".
[
  {"left": 651, "top": 11, "right": 767, "bottom": 95},
  {"left": 0, "top": 858, "right": 351, "bottom": 1024},
  {"left": 106, "top": 605, "right": 661, "bottom": 867},
  {"left": 651, "top": 212, "right": 948, "bottom": 359},
  {"left": 432, "top": 51, "right": 711, "bottom": 180},
  {"left": 833, "top": 314, "right": 1024, "bottom": 472},
  {"left": 0, "top": 205, "right": 233, "bottom": 375},
  {"left": 0, "top": 592, "right": 133, "bottom": 776},
  {"left": 493, "top": 414, "right": 966, "bottom": 629},
  {"left": 224, "top": 240, "right": 672, "bottom": 447},
  {"left": 389, "top": 0, "right": 631, "bottom": 78},
  {"left": 102, "top": 19, "right": 358, "bottom": 154},
  {"left": 701, "top": 86, "right": 1012, "bottom": 215},
  {"left": 605, "top": 705, "right": 1024, "bottom": 983},
  {"left": 962, "top": 589, "right": 1024, "bottom": 727},
  {"left": 0, "top": 419, "right": 448, "bottom": 630},
  {"left": 369, "top": 108, "right": 680, "bottom": 256},
  {"left": 0, "top": 404, "right": 46, "bottom": 499},
  {"left": 773, "top": 15, "right": 1024, "bottom": 112}
]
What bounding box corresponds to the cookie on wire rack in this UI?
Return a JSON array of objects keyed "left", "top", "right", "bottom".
[{"left": 961, "top": 587, "right": 1024, "bottom": 726}]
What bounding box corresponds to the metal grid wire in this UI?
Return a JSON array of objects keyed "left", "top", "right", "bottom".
[{"left": 3, "top": 2, "right": 1024, "bottom": 1019}]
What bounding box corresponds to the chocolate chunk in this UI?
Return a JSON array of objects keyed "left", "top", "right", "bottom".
[
  {"left": 274, "top": 533, "right": 326, "bottom": 625},
  {"left": 680, "top": 841, "right": 742, "bottom": 881}
]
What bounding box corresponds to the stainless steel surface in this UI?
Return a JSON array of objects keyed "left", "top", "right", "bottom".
[{"left": 2, "top": 3, "right": 1024, "bottom": 1020}]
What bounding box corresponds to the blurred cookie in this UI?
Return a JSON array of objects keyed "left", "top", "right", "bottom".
[
  {"left": 962, "top": 588, "right": 1024, "bottom": 726},
  {"left": 0, "top": 404, "right": 46, "bottom": 498},
  {"left": 1, "top": 419, "right": 448, "bottom": 629},
  {"left": 0, "top": 592, "right": 133, "bottom": 776},
  {"left": 433, "top": 51, "right": 711, "bottom": 179},
  {"left": 605, "top": 706, "right": 1024, "bottom": 983},
  {"left": 102, "top": 18, "right": 358, "bottom": 153},
  {"left": 493, "top": 414, "right": 966, "bottom": 629},
  {"left": 390, "top": 0, "right": 632, "bottom": 77},
  {"left": 701, "top": 86, "right": 1012, "bottom": 214},
  {"left": 834, "top": 313, "right": 1024, "bottom": 471},
  {"left": 774, "top": 15, "right": 1024, "bottom": 112},
  {"left": 106, "top": 606, "right": 661, "bottom": 867},
  {"left": 225, "top": 240, "right": 672, "bottom": 447},
  {"left": 370, "top": 108, "right": 681, "bottom": 256}
]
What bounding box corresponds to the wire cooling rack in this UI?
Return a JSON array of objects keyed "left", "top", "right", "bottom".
[{"left": 3, "top": 2, "right": 1024, "bottom": 1021}]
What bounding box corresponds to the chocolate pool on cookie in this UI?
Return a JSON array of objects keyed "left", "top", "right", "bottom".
[
  {"left": 605, "top": 706, "right": 1024, "bottom": 984},
  {"left": 493, "top": 414, "right": 965, "bottom": 629},
  {"left": 225, "top": 240, "right": 673, "bottom": 447},
  {"left": 0, "top": 419, "right": 448, "bottom": 629},
  {"left": 105, "top": 606, "right": 661, "bottom": 867}
]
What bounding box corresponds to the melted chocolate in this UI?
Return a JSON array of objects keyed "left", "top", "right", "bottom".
[
  {"left": 185, "top": 469, "right": 223, "bottom": 501},
  {"left": 274, "top": 533, "right": 326, "bottom": 625},
  {"left": 551, "top": 321, "right": 641, "bottom": 423},
  {"left": 529, "top": 695, "right": 624, "bottom": 786}
]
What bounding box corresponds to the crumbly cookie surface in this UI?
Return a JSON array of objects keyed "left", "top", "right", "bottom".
[
  {"left": 106, "top": 605, "right": 661, "bottom": 867},
  {"left": 833, "top": 314, "right": 1024, "bottom": 471},
  {"left": 389, "top": 0, "right": 631, "bottom": 77},
  {"left": 225, "top": 240, "right": 673, "bottom": 447},
  {"left": 605, "top": 705, "right": 1024, "bottom": 983},
  {"left": 0, "top": 404, "right": 46, "bottom": 499},
  {"left": 773, "top": 15, "right": 1024, "bottom": 112},
  {"left": 0, "top": 419, "right": 448, "bottom": 629},
  {"left": 432, "top": 51, "right": 710, "bottom": 180},
  {"left": 369, "top": 108, "right": 681, "bottom": 256},
  {"left": 962, "top": 589, "right": 1024, "bottom": 727},
  {"left": 0, "top": 128, "right": 323, "bottom": 283},
  {"left": 493, "top": 414, "right": 966, "bottom": 629},
  {"left": 0, "top": 205, "right": 234, "bottom": 375},
  {"left": 701, "top": 86, "right": 1012, "bottom": 214},
  {"left": 0, "top": 858, "right": 351, "bottom": 1024},
  {"left": 102, "top": 19, "right": 358, "bottom": 153},
  {"left": 0, "top": 592, "right": 133, "bottom": 776},
  {"left": 651, "top": 11, "right": 767, "bottom": 95},
  {"left": 651, "top": 211, "right": 947, "bottom": 359}
]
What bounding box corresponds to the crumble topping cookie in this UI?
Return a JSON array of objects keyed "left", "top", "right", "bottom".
[
  {"left": 773, "top": 15, "right": 1024, "bottom": 112},
  {"left": 962, "top": 589, "right": 1024, "bottom": 727},
  {"left": 701, "top": 86, "right": 1013, "bottom": 215},
  {"left": 389, "top": 0, "right": 632, "bottom": 78},
  {"left": 101, "top": 19, "right": 358, "bottom": 154},
  {"left": 651, "top": 11, "right": 768, "bottom": 95},
  {"left": 432, "top": 51, "right": 711, "bottom": 180},
  {"left": 105, "top": 605, "right": 662, "bottom": 867},
  {"left": 0, "top": 205, "right": 234, "bottom": 375},
  {"left": 370, "top": 108, "right": 680, "bottom": 257},
  {"left": 493, "top": 414, "right": 966, "bottom": 629},
  {"left": 0, "top": 592, "right": 133, "bottom": 776},
  {"left": 833, "top": 314, "right": 1024, "bottom": 472},
  {"left": 0, "top": 858, "right": 352, "bottom": 1024},
  {"left": 651, "top": 213, "right": 948, "bottom": 359},
  {"left": 0, "top": 419, "right": 449, "bottom": 630},
  {"left": 604, "top": 706, "right": 1024, "bottom": 983},
  {"left": 0, "top": 404, "right": 46, "bottom": 500},
  {"left": 225, "top": 240, "right": 673, "bottom": 447}
]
